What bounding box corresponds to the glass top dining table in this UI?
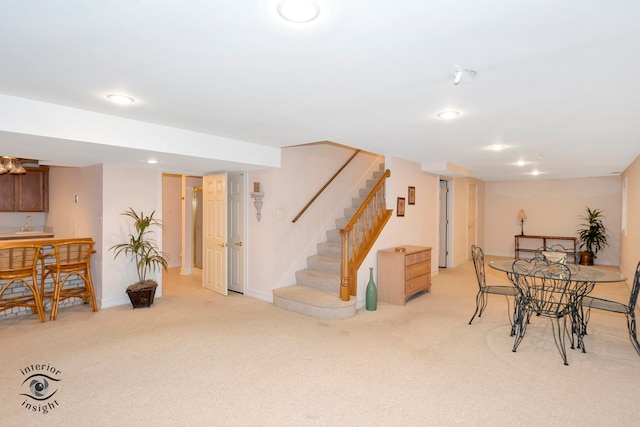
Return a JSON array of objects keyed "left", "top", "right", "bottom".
[
  {"left": 489, "top": 258, "right": 627, "bottom": 355},
  {"left": 489, "top": 259, "right": 627, "bottom": 283}
]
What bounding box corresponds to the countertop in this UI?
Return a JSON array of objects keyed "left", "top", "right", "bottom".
[
  {"left": 0, "top": 231, "right": 55, "bottom": 241},
  {"left": 0, "top": 236, "right": 94, "bottom": 248}
]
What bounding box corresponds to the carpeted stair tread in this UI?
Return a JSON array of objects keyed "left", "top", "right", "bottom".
[
  {"left": 326, "top": 229, "right": 341, "bottom": 243},
  {"left": 273, "top": 285, "right": 356, "bottom": 320}
]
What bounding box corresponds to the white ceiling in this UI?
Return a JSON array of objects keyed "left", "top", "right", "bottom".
[{"left": 1, "top": 0, "right": 639, "bottom": 180}]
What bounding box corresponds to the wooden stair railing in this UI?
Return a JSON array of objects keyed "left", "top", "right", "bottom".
[
  {"left": 292, "top": 149, "right": 361, "bottom": 223},
  {"left": 339, "top": 169, "right": 392, "bottom": 301}
]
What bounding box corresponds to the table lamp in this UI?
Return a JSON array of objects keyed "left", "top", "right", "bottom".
[{"left": 517, "top": 209, "right": 527, "bottom": 235}]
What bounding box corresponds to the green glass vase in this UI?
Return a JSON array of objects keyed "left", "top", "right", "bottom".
[{"left": 366, "top": 267, "right": 377, "bottom": 311}]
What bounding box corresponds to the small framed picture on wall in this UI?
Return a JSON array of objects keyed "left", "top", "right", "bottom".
[
  {"left": 397, "top": 197, "right": 405, "bottom": 217},
  {"left": 408, "top": 186, "right": 415, "bottom": 205}
]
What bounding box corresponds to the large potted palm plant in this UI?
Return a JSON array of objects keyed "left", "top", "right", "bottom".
[
  {"left": 577, "top": 207, "right": 609, "bottom": 265},
  {"left": 110, "top": 208, "right": 169, "bottom": 308}
]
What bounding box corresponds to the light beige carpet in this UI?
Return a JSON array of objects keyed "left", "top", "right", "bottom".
[{"left": 1, "top": 257, "right": 639, "bottom": 426}]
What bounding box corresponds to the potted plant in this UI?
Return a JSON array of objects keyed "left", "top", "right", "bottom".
[
  {"left": 576, "top": 207, "right": 608, "bottom": 265},
  {"left": 110, "top": 208, "right": 169, "bottom": 308}
]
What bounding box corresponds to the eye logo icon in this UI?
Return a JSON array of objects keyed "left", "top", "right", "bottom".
[
  {"left": 31, "top": 377, "right": 49, "bottom": 397},
  {"left": 19, "top": 364, "right": 62, "bottom": 415},
  {"left": 21, "top": 374, "right": 60, "bottom": 401}
]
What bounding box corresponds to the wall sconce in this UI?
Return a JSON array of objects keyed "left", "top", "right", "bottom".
[
  {"left": 251, "top": 182, "right": 264, "bottom": 222},
  {"left": 517, "top": 209, "right": 527, "bottom": 236}
]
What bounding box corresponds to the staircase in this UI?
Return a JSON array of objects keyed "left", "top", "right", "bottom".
[{"left": 272, "top": 166, "right": 386, "bottom": 320}]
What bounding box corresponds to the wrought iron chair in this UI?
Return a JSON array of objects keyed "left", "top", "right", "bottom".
[
  {"left": 41, "top": 239, "right": 97, "bottom": 320},
  {"left": 510, "top": 259, "right": 587, "bottom": 365},
  {"left": 580, "top": 260, "right": 640, "bottom": 356},
  {"left": 468, "top": 245, "right": 518, "bottom": 335},
  {"left": 0, "top": 244, "right": 45, "bottom": 322}
]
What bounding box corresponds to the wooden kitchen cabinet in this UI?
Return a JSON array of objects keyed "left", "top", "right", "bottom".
[
  {"left": 377, "top": 245, "right": 432, "bottom": 305},
  {"left": 0, "top": 172, "right": 16, "bottom": 211},
  {"left": 0, "top": 166, "right": 49, "bottom": 212}
]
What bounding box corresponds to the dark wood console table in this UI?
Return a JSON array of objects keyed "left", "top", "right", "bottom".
[{"left": 514, "top": 235, "right": 577, "bottom": 264}]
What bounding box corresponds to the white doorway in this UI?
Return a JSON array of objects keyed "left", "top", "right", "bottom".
[
  {"left": 438, "top": 179, "right": 450, "bottom": 268},
  {"left": 193, "top": 186, "right": 203, "bottom": 269},
  {"left": 467, "top": 183, "right": 478, "bottom": 252}
]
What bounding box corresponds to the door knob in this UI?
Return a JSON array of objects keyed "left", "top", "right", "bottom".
[
  {"left": 217, "top": 243, "right": 227, "bottom": 248},
  {"left": 235, "top": 242, "right": 243, "bottom": 247}
]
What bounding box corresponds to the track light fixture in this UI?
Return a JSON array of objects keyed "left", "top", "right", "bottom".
[{"left": 451, "top": 64, "right": 477, "bottom": 85}]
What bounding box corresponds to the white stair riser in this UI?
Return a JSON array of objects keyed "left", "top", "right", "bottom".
[
  {"left": 295, "top": 270, "right": 340, "bottom": 293},
  {"left": 307, "top": 255, "right": 340, "bottom": 275},
  {"left": 317, "top": 242, "right": 341, "bottom": 257},
  {"left": 273, "top": 292, "right": 356, "bottom": 320}
]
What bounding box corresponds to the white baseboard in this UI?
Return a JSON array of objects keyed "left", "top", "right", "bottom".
[
  {"left": 99, "top": 295, "right": 132, "bottom": 309},
  {"left": 245, "top": 289, "right": 273, "bottom": 303}
]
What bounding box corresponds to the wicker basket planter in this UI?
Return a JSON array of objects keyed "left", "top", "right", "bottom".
[{"left": 126, "top": 281, "right": 158, "bottom": 308}]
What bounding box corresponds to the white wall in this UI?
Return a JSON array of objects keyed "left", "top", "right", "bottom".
[
  {"left": 483, "top": 176, "right": 621, "bottom": 265},
  {"left": 373, "top": 155, "right": 439, "bottom": 272},
  {"left": 46, "top": 165, "right": 175, "bottom": 309},
  {"left": 245, "top": 149, "right": 440, "bottom": 306},
  {"left": 620, "top": 154, "right": 640, "bottom": 281},
  {"left": 101, "top": 164, "right": 162, "bottom": 308},
  {"left": 47, "top": 165, "right": 102, "bottom": 238},
  {"left": 47, "top": 165, "right": 103, "bottom": 299},
  {"left": 356, "top": 156, "right": 440, "bottom": 304},
  {"left": 448, "top": 177, "right": 485, "bottom": 267},
  {"left": 246, "top": 144, "right": 383, "bottom": 303},
  {"left": 246, "top": 149, "right": 440, "bottom": 307}
]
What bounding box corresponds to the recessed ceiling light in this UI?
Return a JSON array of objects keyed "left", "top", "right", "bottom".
[
  {"left": 436, "top": 110, "right": 460, "bottom": 119},
  {"left": 147, "top": 159, "right": 158, "bottom": 164},
  {"left": 487, "top": 144, "right": 508, "bottom": 151},
  {"left": 277, "top": 0, "right": 321, "bottom": 23},
  {"left": 106, "top": 94, "right": 135, "bottom": 104},
  {"left": 516, "top": 160, "right": 526, "bottom": 166}
]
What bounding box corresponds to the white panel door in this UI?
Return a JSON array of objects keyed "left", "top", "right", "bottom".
[
  {"left": 228, "top": 173, "right": 245, "bottom": 294},
  {"left": 203, "top": 173, "right": 228, "bottom": 295}
]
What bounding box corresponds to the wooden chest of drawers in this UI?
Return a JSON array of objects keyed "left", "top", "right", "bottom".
[{"left": 377, "top": 246, "right": 432, "bottom": 305}]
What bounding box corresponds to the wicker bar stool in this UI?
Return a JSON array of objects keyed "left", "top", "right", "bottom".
[
  {"left": 0, "top": 243, "right": 45, "bottom": 322},
  {"left": 41, "top": 239, "right": 97, "bottom": 320}
]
